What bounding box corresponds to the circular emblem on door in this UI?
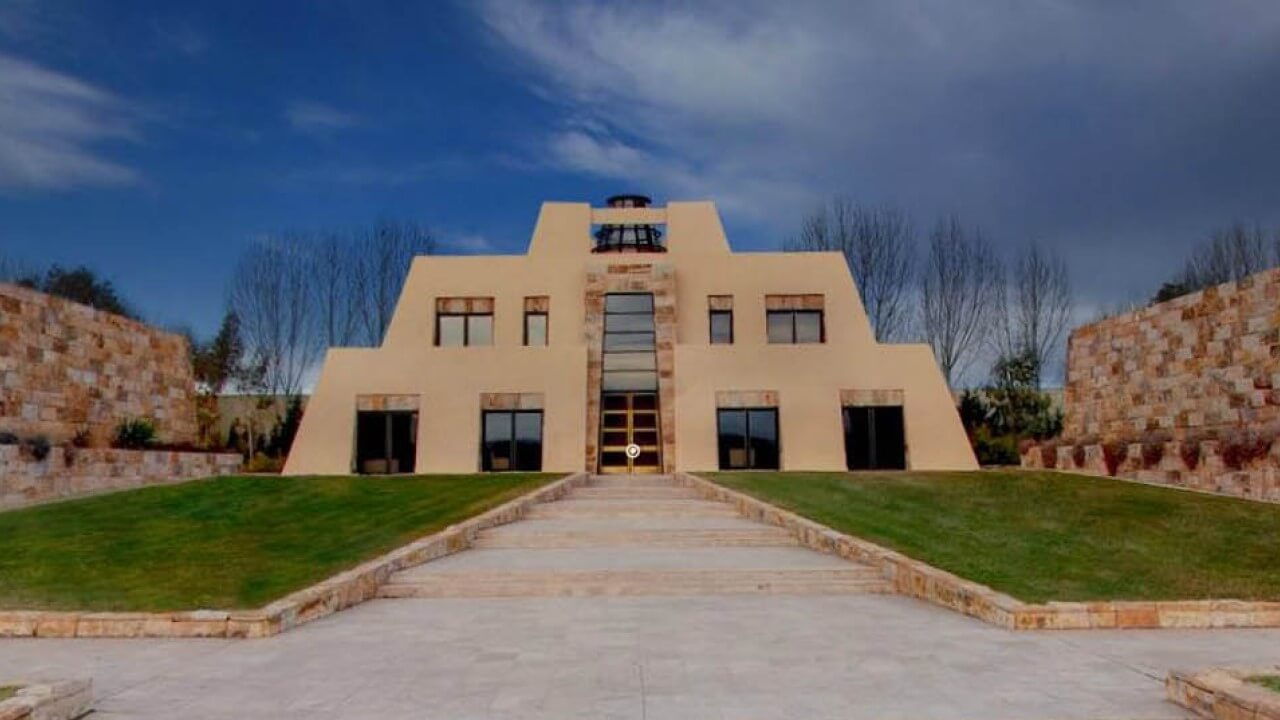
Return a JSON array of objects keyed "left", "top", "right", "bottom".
[{"left": 625, "top": 443, "right": 641, "bottom": 459}]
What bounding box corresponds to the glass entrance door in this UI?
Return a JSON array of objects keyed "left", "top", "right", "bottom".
[{"left": 599, "top": 392, "right": 661, "bottom": 474}]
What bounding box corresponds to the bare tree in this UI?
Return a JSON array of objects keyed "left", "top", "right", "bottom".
[
  {"left": 787, "top": 198, "right": 915, "bottom": 341},
  {"left": 311, "top": 231, "right": 360, "bottom": 347},
  {"left": 354, "top": 219, "right": 435, "bottom": 346},
  {"left": 1157, "top": 222, "right": 1278, "bottom": 302},
  {"left": 999, "top": 242, "right": 1072, "bottom": 387},
  {"left": 228, "top": 233, "right": 319, "bottom": 397},
  {"left": 919, "top": 216, "right": 1004, "bottom": 386}
]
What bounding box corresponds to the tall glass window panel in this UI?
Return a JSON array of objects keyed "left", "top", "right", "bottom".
[
  {"left": 467, "top": 314, "right": 493, "bottom": 346},
  {"left": 766, "top": 311, "right": 793, "bottom": 344},
  {"left": 710, "top": 310, "right": 733, "bottom": 344},
  {"left": 717, "top": 409, "right": 748, "bottom": 469},
  {"left": 603, "top": 332, "right": 655, "bottom": 351},
  {"left": 747, "top": 409, "right": 780, "bottom": 469},
  {"left": 482, "top": 412, "right": 514, "bottom": 471},
  {"left": 513, "top": 411, "right": 543, "bottom": 471},
  {"left": 524, "top": 312, "right": 547, "bottom": 346},
  {"left": 437, "top": 315, "right": 465, "bottom": 347},
  {"left": 794, "top": 311, "right": 823, "bottom": 343}
]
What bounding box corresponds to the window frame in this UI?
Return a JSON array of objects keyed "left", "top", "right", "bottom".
[
  {"left": 709, "top": 309, "right": 734, "bottom": 344},
  {"left": 480, "top": 409, "right": 544, "bottom": 472},
  {"left": 436, "top": 311, "right": 494, "bottom": 347},
  {"left": 765, "top": 309, "right": 825, "bottom": 344},
  {"left": 523, "top": 310, "right": 548, "bottom": 346},
  {"left": 716, "top": 407, "right": 781, "bottom": 470}
]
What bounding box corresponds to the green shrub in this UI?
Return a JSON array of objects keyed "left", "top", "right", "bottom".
[
  {"left": 973, "top": 428, "right": 1020, "bottom": 466},
  {"left": 24, "top": 435, "right": 51, "bottom": 461},
  {"left": 113, "top": 418, "right": 157, "bottom": 450}
]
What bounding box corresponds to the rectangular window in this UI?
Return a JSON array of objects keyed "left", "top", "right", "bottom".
[
  {"left": 482, "top": 410, "right": 543, "bottom": 471},
  {"left": 710, "top": 309, "right": 733, "bottom": 344},
  {"left": 437, "top": 312, "right": 493, "bottom": 346},
  {"left": 716, "top": 408, "right": 780, "bottom": 470},
  {"left": 843, "top": 405, "right": 906, "bottom": 470},
  {"left": 766, "top": 310, "right": 824, "bottom": 344},
  {"left": 601, "top": 292, "right": 658, "bottom": 393},
  {"left": 524, "top": 312, "right": 548, "bottom": 346},
  {"left": 355, "top": 411, "right": 417, "bottom": 474}
]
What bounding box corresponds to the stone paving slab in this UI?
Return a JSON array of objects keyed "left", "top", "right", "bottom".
[
  {"left": 3, "top": 595, "right": 1277, "bottom": 719},
  {"left": 397, "top": 546, "right": 855, "bottom": 573}
]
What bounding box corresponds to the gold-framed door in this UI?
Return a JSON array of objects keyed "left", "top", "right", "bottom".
[{"left": 598, "top": 392, "right": 662, "bottom": 474}]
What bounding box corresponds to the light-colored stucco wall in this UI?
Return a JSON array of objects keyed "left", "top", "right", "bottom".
[{"left": 284, "top": 200, "right": 976, "bottom": 475}]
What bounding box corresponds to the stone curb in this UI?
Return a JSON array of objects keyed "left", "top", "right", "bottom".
[
  {"left": 0, "top": 679, "right": 92, "bottom": 720},
  {"left": 677, "top": 473, "right": 1280, "bottom": 631},
  {"left": 0, "top": 473, "right": 590, "bottom": 640},
  {"left": 1167, "top": 667, "right": 1280, "bottom": 720}
]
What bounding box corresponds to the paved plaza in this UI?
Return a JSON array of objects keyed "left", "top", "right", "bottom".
[{"left": 2, "top": 476, "right": 1277, "bottom": 718}]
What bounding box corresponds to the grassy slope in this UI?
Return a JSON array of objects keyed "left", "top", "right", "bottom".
[
  {"left": 0, "top": 473, "right": 558, "bottom": 612},
  {"left": 709, "top": 470, "right": 1280, "bottom": 603},
  {"left": 1250, "top": 676, "right": 1280, "bottom": 693}
]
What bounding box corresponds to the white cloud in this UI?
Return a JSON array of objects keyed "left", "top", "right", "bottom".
[
  {"left": 0, "top": 52, "right": 139, "bottom": 192},
  {"left": 284, "top": 101, "right": 360, "bottom": 134},
  {"left": 442, "top": 233, "right": 498, "bottom": 254}
]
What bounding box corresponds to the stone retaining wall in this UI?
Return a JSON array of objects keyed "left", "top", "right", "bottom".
[
  {"left": 1168, "top": 667, "right": 1280, "bottom": 720},
  {"left": 678, "top": 473, "right": 1280, "bottom": 630},
  {"left": 0, "top": 680, "right": 92, "bottom": 720},
  {"left": 0, "top": 473, "right": 589, "bottom": 639},
  {"left": 1065, "top": 267, "right": 1280, "bottom": 442},
  {"left": 1020, "top": 441, "right": 1280, "bottom": 503},
  {"left": 0, "top": 282, "right": 198, "bottom": 446},
  {"left": 0, "top": 446, "right": 242, "bottom": 510}
]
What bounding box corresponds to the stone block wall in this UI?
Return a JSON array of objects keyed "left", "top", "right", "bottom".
[
  {"left": 1065, "top": 267, "right": 1280, "bottom": 442},
  {"left": 0, "top": 283, "right": 198, "bottom": 445},
  {"left": 0, "top": 445, "right": 241, "bottom": 510}
]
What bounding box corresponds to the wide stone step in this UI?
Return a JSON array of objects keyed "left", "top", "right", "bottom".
[
  {"left": 473, "top": 527, "right": 799, "bottom": 549},
  {"left": 378, "top": 568, "right": 890, "bottom": 598},
  {"left": 527, "top": 499, "right": 740, "bottom": 519},
  {"left": 587, "top": 475, "right": 680, "bottom": 488},
  {"left": 569, "top": 486, "right": 703, "bottom": 500}
]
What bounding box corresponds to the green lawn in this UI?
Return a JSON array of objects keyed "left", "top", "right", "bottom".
[
  {"left": 0, "top": 685, "right": 18, "bottom": 702},
  {"left": 708, "top": 470, "right": 1280, "bottom": 603},
  {"left": 1250, "top": 676, "right": 1280, "bottom": 694},
  {"left": 0, "top": 473, "right": 559, "bottom": 612}
]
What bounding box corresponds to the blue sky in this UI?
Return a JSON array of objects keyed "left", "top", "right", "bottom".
[{"left": 3, "top": 0, "right": 1280, "bottom": 339}]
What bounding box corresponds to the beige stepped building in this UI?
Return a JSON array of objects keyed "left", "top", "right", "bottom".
[{"left": 284, "top": 196, "right": 975, "bottom": 476}]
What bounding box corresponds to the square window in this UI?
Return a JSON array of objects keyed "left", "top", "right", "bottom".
[
  {"left": 766, "top": 312, "right": 793, "bottom": 344},
  {"left": 437, "top": 315, "right": 465, "bottom": 346},
  {"left": 717, "top": 408, "right": 779, "bottom": 470},
  {"left": 482, "top": 410, "right": 543, "bottom": 471}
]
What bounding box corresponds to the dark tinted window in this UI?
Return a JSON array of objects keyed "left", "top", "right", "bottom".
[
  {"left": 717, "top": 408, "right": 779, "bottom": 470},
  {"left": 355, "top": 410, "right": 417, "bottom": 474},
  {"left": 843, "top": 405, "right": 905, "bottom": 470},
  {"left": 482, "top": 410, "right": 543, "bottom": 471}
]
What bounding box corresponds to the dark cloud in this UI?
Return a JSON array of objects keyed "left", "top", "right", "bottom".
[{"left": 477, "top": 0, "right": 1280, "bottom": 310}]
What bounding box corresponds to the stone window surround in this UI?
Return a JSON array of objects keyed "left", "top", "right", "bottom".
[{"left": 583, "top": 263, "right": 677, "bottom": 474}]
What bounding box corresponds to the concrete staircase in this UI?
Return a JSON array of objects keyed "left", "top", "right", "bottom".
[{"left": 378, "top": 474, "right": 889, "bottom": 599}]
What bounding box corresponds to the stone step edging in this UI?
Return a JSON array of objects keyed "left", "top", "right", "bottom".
[
  {"left": 674, "top": 472, "right": 1280, "bottom": 631},
  {"left": 1167, "top": 667, "right": 1280, "bottom": 720},
  {"left": 0, "top": 472, "right": 592, "bottom": 640}
]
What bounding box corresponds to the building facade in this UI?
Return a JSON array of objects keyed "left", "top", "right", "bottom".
[{"left": 283, "top": 197, "right": 976, "bottom": 476}]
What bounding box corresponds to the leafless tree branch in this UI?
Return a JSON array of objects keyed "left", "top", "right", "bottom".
[{"left": 919, "top": 215, "right": 1003, "bottom": 386}]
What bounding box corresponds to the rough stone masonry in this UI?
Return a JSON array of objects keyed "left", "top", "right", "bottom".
[
  {"left": 0, "top": 282, "right": 197, "bottom": 446},
  {"left": 1065, "top": 267, "right": 1280, "bottom": 443}
]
